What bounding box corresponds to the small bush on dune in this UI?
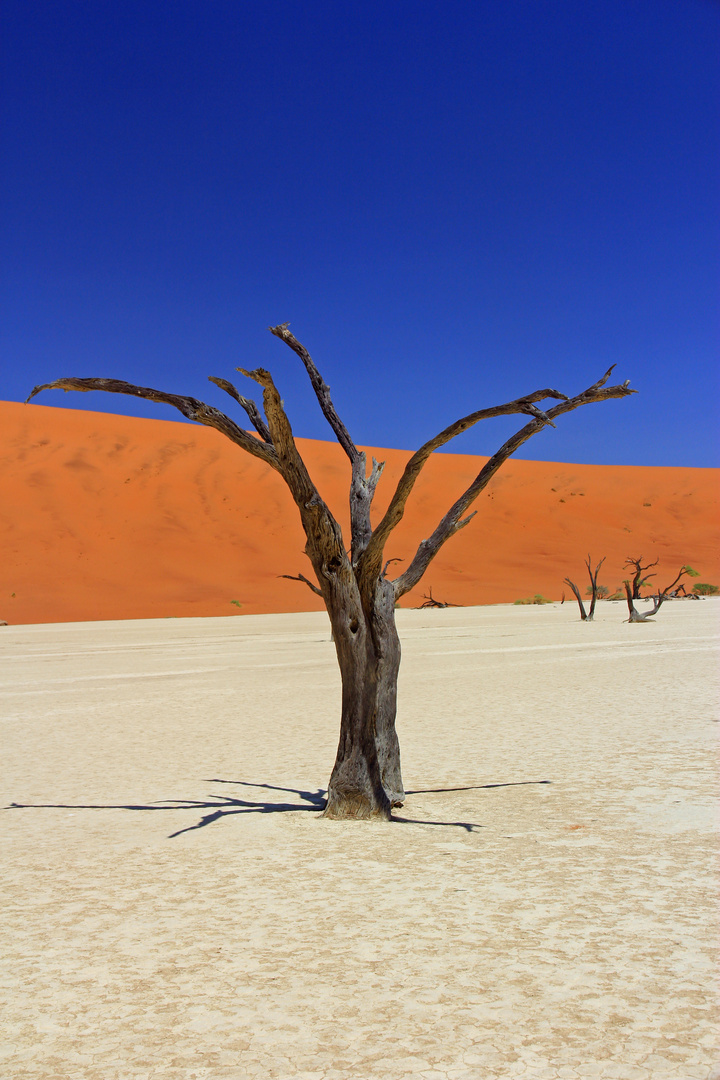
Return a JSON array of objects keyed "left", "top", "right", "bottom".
[{"left": 514, "top": 594, "right": 552, "bottom": 605}]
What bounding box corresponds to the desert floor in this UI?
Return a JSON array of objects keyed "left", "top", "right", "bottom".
[{"left": 2, "top": 600, "right": 718, "bottom": 1080}]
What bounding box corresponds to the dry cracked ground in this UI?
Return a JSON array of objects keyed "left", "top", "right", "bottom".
[{"left": 2, "top": 600, "right": 718, "bottom": 1079}]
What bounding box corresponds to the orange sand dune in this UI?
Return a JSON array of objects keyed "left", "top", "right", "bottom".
[{"left": 1, "top": 400, "right": 718, "bottom": 624}]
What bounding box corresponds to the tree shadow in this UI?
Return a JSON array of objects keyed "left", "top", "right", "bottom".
[
  {"left": 406, "top": 780, "right": 552, "bottom": 794},
  {"left": 5, "top": 777, "right": 549, "bottom": 838}
]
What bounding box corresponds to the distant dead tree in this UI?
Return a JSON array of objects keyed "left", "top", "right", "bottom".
[
  {"left": 417, "top": 587, "right": 458, "bottom": 609},
  {"left": 624, "top": 565, "right": 698, "bottom": 622},
  {"left": 563, "top": 555, "right": 606, "bottom": 621},
  {"left": 27, "top": 324, "right": 636, "bottom": 820},
  {"left": 624, "top": 555, "right": 659, "bottom": 599}
]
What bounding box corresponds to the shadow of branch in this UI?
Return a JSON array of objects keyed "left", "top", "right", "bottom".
[{"left": 5, "top": 777, "right": 548, "bottom": 837}]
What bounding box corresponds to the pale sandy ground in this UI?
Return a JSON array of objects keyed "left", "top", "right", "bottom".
[{"left": 2, "top": 600, "right": 718, "bottom": 1080}]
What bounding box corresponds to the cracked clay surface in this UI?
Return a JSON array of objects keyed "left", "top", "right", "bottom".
[{"left": 2, "top": 601, "right": 718, "bottom": 1079}]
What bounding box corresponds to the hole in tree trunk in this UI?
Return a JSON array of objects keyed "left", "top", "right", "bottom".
[{"left": 349, "top": 618, "right": 359, "bottom": 634}]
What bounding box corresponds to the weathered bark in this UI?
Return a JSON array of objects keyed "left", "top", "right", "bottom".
[
  {"left": 624, "top": 580, "right": 665, "bottom": 621},
  {"left": 27, "top": 328, "right": 637, "bottom": 821},
  {"left": 563, "top": 555, "right": 605, "bottom": 620},
  {"left": 623, "top": 556, "right": 658, "bottom": 599},
  {"left": 563, "top": 577, "right": 588, "bottom": 620},
  {"left": 624, "top": 565, "right": 693, "bottom": 622},
  {"left": 323, "top": 582, "right": 394, "bottom": 820}
]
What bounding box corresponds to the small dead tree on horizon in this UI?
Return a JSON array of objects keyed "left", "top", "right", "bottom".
[
  {"left": 27, "top": 323, "right": 636, "bottom": 820},
  {"left": 417, "top": 587, "right": 459, "bottom": 609},
  {"left": 624, "top": 565, "right": 698, "bottom": 622},
  {"left": 563, "top": 555, "right": 606, "bottom": 621}
]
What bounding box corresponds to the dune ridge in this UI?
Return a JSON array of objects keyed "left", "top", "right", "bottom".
[{"left": 2, "top": 400, "right": 718, "bottom": 625}]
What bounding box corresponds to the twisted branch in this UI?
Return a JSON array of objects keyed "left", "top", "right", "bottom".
[
  {"left": 357, "top": 386, "right": 569, "bottom": 586},
  {"left": 208, "top": 376, "right": 272, "bottom": 443},
  {"left": 25, "top": 377, "right": 279, "bottom": 469},
  {"left": 392, "top": 368, "right": 636, "bottom": 598}
]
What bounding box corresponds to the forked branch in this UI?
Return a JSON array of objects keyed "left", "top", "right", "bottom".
[
  {"left": 269, "top": 323, "right": 359, "bottom": 465},
  {"left": 623, "top": 555, "right": 659, "bottom": 599},
  {"left": 565, "top": 554, "right": 605, "bottom": 620},
  {"left": 358, "top": 385, "right": 569, "bottom": 583},
  {"left": 208, "top": 377, "right": 272, "bottom": 444},
  {"left": 268, "top": 324, "right": 385, "bottom": 564},
  {"left": 25, "top": 377, "right": 280, "bottom": 468},
  {"left": 563, "top": 577, "right": 588, "bottom": 620},
  {"left": 392, "top": 368, "right": 636, "bottom": 598},
  {"left": 624, "top": 581, "right": 664, "bottom": 621},
  {"left": 239, "top": 366, "right": 347, "bottom": 567}
]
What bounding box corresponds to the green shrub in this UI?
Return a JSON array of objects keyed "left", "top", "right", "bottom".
[
  {"left": 692, "top": 582, "right": 719, "bottom": 596},
  {"left": 514, "top": 594, "right": 552, "bottom": 605}
]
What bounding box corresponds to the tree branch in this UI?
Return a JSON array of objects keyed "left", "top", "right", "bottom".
[
  {"left": 586, "top": 554, "right": 605, "bottom": 620},
  {"left": 624, "top": 580, "right": 664, "bottom": 621},
  {"left": 239, "top": 366, "right": 348, "bottom": 577},
  {"left": 208, "top": 377, "right": 272, "bottom": 443},
  {"left": 268, "top": 323, "right": 359, "bottom": 464},
  {"left": 279, "top": 573, "right": 323, "bottom": 597},
  {"left": 25, "top": 377, "right": 280, "bottom": 469},
  {"left": 267, "top": 324, "right": 383, "bottom": 568},
  {"left": 357, "top": 385, "right": 570, "bottom": 586},
  {"left": 563, "top": 577, "right": 588, "bottom": 620},
  {"left": 623, "top": 555, "right": 659, "bottom": 598},
  {"left": 392, "top": 368, "right": 636, "bottom": 599}
]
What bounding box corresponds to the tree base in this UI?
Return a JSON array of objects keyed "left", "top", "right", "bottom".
[{"left": 322, "top": 790, "right": 392, "bottom": 821}]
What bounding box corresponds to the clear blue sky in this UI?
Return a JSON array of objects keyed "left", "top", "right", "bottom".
[{"left": 2, "top": 0, "right": 718, "bottom": 466}]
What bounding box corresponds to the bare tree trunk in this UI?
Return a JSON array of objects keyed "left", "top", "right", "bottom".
[
  {"left": 369, "top": 577, "right": 404, "bottom": 808},
  {"left": 563, "top": 577, "right": 588, "bottom": 620},
  {"left": 323, "top": 577, "right": 401, "bottom": 820},
  {"left": 563, "top": 555, "right": 604, "bottom": 621},
  {"left": 624, "top": 580, "right": 665, "bottom": 622}
]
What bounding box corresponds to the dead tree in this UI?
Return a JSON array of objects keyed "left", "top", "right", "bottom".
[
  {"left": 624, "top": 556, "right": 659, "bottom": 599},
  {"left": 563, "top": 555, "right": 606, "bottom": 621},
  {"left": 417, "top": 587, "right": 458, "bottom": 609},
  {"left": 27, "top": 324, "right": 636, "bottom": 820},
  {"left": 624, "top": 565, "right": 695, "bottom": 622}
]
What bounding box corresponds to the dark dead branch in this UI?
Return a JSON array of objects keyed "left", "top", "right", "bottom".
[
  {"left": 623, "top": 555, "right": 659, "bottom": 599},
  {"left": 279, "top": 573, "right": 323, "bottom": 598},
  {"left": 268, "top": 325, "right": 386, "bottom": 565},
  {"left": 625, "top": 564, "right": 695, "bottom": 621},
  {"left": 268, "top": 323, "right": 359, "bottom": 465},
  {"left": 563, "top": 577, "right": 588, "bottom": 620},
  {"left": 358, "top": 385, "right": 570, "bottom": 586},
  {"left": 382, "top": 557, "right": 403, "bottom": 579},
  {"left": 586, "top": 555, "right": 606, "bottom": 620},
  {"left": 417, "top": 587, "right": 459, "bottom": 609},
  {"left": 624, "top": 580, "right": 664, "bottom": 621},
  {"left": 659, "top": 566, "right": 693, "bottom": 598},
  {"left": 392, "top": 372, "right": 636, "bottom": 598},
  {"left": 207, "top": 376, "right": 273, "bottom": 443},
  {"left": 26, "top": 377, "right": 280, "bottom": 469}
]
